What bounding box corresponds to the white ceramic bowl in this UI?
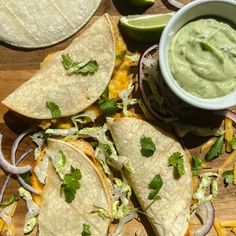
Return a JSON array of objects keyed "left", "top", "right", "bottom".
[{"left": 159, "top": 0, "right": 236, "bottom": 110}]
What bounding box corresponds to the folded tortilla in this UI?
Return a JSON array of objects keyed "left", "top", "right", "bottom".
[
  {"left": 0, "top": 0, "right": 101, "bottom": 48},
  {"left": 38, "top": 138, "right": 112, "bottom": 236},
  {"left": 2, "top": 14, "right": 115, "bottom": 119},
  {"left": 107, "top": 117, "right": 192, "bottom": 236}
]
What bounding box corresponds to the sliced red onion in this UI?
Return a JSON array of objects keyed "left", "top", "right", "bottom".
[
  {"left": 215, "top": 109, "right": 236, "bottom": 123},
  {"left": 195, "top": 201, "right": 215, "bottom": 236},
  {"left": 112, "top": 211, "right": 138, "bottom": 236},
  {"left": 167, "top": 0, "right": 185, "bottom": 9},
  {"left": 0, "top": 148, "right": 33, "bottom": 203},
  {"left": 11, "top": 128, "right": 33, "bottom": 164},
  {"left": 8, "top": 128, "right": 40, "bottom": 194},
  {"left": 138, "top": 44, "right": 163, "bottom": 120},
  {"left": 0, "top": 134, "right": 31, "bottom": 174}
]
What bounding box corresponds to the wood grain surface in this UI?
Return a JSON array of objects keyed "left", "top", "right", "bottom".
[{"left": 0, "top": 0, "right": 235, "bottom": 236}]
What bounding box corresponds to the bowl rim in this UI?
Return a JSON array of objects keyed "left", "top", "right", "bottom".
[{"left": 159, "top": 0, "right": 236, "bottom": 110}]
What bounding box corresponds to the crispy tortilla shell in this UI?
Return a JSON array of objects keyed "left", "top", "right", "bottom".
[
  {"left": 0, "top": 0, "right": 101, "bottom": 48},
  {"left": 38, "top": 138, "right": 112, "bottom": 236},
  {"left": 2, "top": 15, "right": 115, "bottom": 119},
  {"left": 107, "top": 117, "right": 192, "bottom": 236}
]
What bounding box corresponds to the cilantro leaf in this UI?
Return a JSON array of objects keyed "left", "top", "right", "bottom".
[
  {"left": 98, "top": 98, "right": 118, "bottom": 114},
  {"left": 60, "top": 166, "right": 82, "bottom": 203},
  {"left": 62, "top": 53, "right": 98, "bottom": 75},
  {"left": 168, "top": 152, "right": 185, "bottom": 177},
  {"left": 148, "top": 174, "right": 163, "bottom": 200},
  {"left": 82, "top": 224, "right": 91, "bottom": 236},
  {"left": 140, "top": 136, "right": 156, "bottom": 157},
  {"left": 46, "top": 101, "right": 61, "bottom": 118},
  {"left": 192, "top": 155, "right": 202, "bottom": 176},
  {"left": 19, "top": 171, "right": 32, "bottom": 185},
  {"left": 222, "top": 170, "right": 234, "bottom": 185},
  {"left": 205, "top": 135, "right": 224, "bottom": 162}
]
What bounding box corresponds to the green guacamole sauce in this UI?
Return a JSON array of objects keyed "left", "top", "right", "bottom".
[{"left": 168, "top": 18, "right": 236, "bottom": 98}]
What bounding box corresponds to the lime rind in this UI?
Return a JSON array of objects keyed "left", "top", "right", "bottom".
[{"left": 127, "top": 0, "right": 155, "bottom": 7}]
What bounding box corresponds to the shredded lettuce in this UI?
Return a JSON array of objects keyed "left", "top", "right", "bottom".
[
  {"left": 118, "top": 82, "right": 139, "bottom": 117},
  {"left": 18, "top": 187, "right": 39, "bottom": 234},
  {"left": 34, "top": 154, "right": 49, "bottom": 184},
  {"left": 45, "top": 127, "right": 77, "bottom": 137},
  {"left": 78, "top": 125, "right": 134, "bottom": 174},
  {"left": 72, "top": 110, "right": 98, "bottom": 129},
  {"left": 29, "top": 131, "right": 46, "bottom": 158},
  {"left": 111, "top": 178, "right": 133, "bottom": 220},
  {"left": 46, "top": 150, "right": 67, "bottom": 179},
  {"left": 191, "top": 172, "right": 218, "bottom": 211}
]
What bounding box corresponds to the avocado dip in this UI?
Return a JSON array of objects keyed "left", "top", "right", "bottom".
[{"left": 168, "top": 18, "right": 236, "bottom": 98}]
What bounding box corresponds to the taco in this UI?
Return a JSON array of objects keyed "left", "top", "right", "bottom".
[
  {"left": 2, "top": 14, "right": 115, "bottom": 119},
  {"left": 38, "top": 138, "right": 112, "bottom": 236},
  {"left": 0, "top": 0, "right": 101, "bottom": 48},
  {"left": 107, "top": 117, "right": 192, "bottom": 236}
]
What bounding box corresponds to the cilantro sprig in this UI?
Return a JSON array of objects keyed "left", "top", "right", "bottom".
[
  {"left": 140, "top": 136, "right": 156, "bottom": 157},
  {"left": 98, "top": 88, "right": 118, "bottom": 115},
  {"left": 60, "top": 166, "right": 82, "bottom": 203},
  {"left": 82, "top": 223, "right": 91, "bottom": 236},
  {"left": 46, "top": 101, "right": 61, "bottom": 118},
  {"left": 145, "top": 174, "right": 163, "bottom": 211},
  {"left": 168, "top": 152, "right": 185, "bottom": 177},
  {"left": 62, "top": 53, "right": 98, "bottom": 75},
  {"left": 222, "top": 170, "right": 234, "bottom": 186},
  {"left": 205, "top": 135, "right": 224, "bottom": 162}
]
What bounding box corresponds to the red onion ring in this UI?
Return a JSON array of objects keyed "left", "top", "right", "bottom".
[
  {"left": 138, "top": 44, "right": 164, "bottom": 120},
  {"left": 167, "top": 0, "right": 185, "bottom": 9},
  {"left": 0, "top": 134, "right": 31, "bottom": 174},
  {"left": 195, "top": 201, "right": 215, "bottom": 236},
  {"left": 215, "top": 109, "right": 236, "bottom": 123},
  {"left": 0, "top": 148, "right": 33, "bottom": 203},
  {"left": 9, "top": 128, "right": 40, "bottom": 195}
]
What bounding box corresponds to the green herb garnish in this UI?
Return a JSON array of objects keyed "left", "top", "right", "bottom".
[
  {"left": 46, "top": 101, "right": 61, "bottom": 118},
  {"left": 148, "top": 174, "right": 163, "bottom": 200},
  {"left": 145, "top": 174, "right": 163, "bottom": 211},
  {"left": 62, "top": 53, "right": 98, "bottom": 75},
  {"left": 60, "top": 166, "right": 82, "bottom": 203},
  {"left": 98, "top": 98, "right": 118, "bottom": 114},
  {"left": 140, "top": 136, "right": 156, "bottom": 157},
  {"left": 222, "top": 170, "right": 234, "bottom": 185},
  {"left": 205, "top": 135, "right": 224, "bottom": 162},
  {"left": 0, "top": 194, "right": 19, "bottom": 208},
  {"left": 168, "top": 152, "right": 185, "bottom": 177},
  {"left": 82, "top": 223, "right": 91, "bottom": 236},
  {"left": 192, "top": 155, "right": 202, "bottom": 176},
  {"left": 19, "top": 171, "right": 32, "bottom": 185}
]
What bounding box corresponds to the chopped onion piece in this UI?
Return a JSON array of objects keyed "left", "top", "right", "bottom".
[
  {"left": 167, "top": 0, "right": 185, "bottom": 8},
  {"left": 195, "top": 201, "right": 215, "bottom": 236},
  {"left": 0, "top": 134, "right": 31, "bottom": 174}
]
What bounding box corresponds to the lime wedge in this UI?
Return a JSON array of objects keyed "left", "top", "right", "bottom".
[
  {"left": 119, "top": 13, "right": 174, "bottom": 43},
  {"left": 126, "top": 0, "right": 155, "bottom": 7}
]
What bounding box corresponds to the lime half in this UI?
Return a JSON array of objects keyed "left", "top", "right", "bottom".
[
  {"left": 119, "top": 13, "right": 174, "bottom": 43},
  {"left": 126, "top": 0, "right": 155, "bottom": 7}
]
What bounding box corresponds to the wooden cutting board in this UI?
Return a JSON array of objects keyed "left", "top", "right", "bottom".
[{"left": 0, "top": 0, "right": 236, "bottom": 235}]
